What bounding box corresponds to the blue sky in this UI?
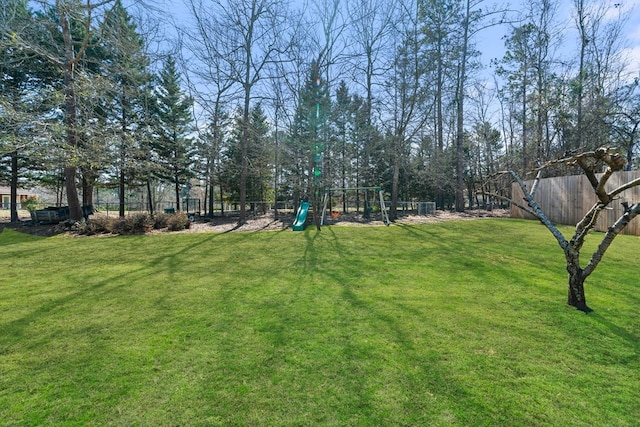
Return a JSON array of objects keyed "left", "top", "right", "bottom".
[
  {"left": 155, "top": 0, "right": 640, "bottom": 78},
  {"left": 478, "top": 0, "right": 640, "bottom": 79}
]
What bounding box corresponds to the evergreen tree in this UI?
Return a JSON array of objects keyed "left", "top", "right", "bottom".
[
  {"left": 1, "top": 0, "right": 32, "bottom": 222},
  {"left": 1, "top": 0, "right": 59, "bottom": 221},
  {"left": 331, "top": 80, "right": 356, "bottom": 211},
  {"left": 418, "top": 0, "right": 461, "bottom": 209},
  {"left": 496, "top": 12, "right": 555, "bottom": 172},
  {"left": 151, "top": 56, "right": 194, "bottom": 211},
  {"left": 285, "top": 59, "right": 330, "bottom": 228},
  {"left": 194, "top": 108, "right": 230, "bottom": 217},
  {"left": 222, "top": 104, "right": 272, "bottom": 211},
  {"left": 99, "top": 0, "right": 151, "bottom": 216}
]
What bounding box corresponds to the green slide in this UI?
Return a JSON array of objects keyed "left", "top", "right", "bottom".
[{"left": 292, "top": 201, "right": 310, "bottom": 231}]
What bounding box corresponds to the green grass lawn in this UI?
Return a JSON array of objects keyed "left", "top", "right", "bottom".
[{"left": 1, "top": 219, "right": 639, "bottom": 426}]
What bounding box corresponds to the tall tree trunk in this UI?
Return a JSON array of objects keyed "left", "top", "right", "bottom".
[
  {"left": 312, "top": 192, "right": 321, "bottom": 231},
  {"left": 10, "top": 151, "right": 18, "bottom": 223},
  {"left": 207, "top": 163, "right": 214, "bottom": 217},
  {"left": 146, "top": 178, "right": 154, "bottom": 216},
  {"left": 455, "top": 0, "right": 471, "bottom": 212},
  {"left": 119, "top": 168, "right": 126, "bottom": 217},
  {"left": 119, "top": 91, "right": 127, "bottom": 217},
  {"left": 239, "top": 76, "right": 251, "bottom": 224},
  {"left": 390, "top": 146, "right": 400, "bottom": 221},
  {"left": 575, "top": 0, "right": 586, "bottom": 150},
  {"left": 219, "top": 173, "right": 225, "bottom": 216},
  {"left": 434, "top": 46, "right": 444, "bottom": 210},
  {"left": 522, "top": 69, "right": 528, "bottom": 170},
  {"left": 63, "top": 165, "right": 82, "bottom": 219},
  {"left": 61, "top": 10, "right": 83, "bottom": 221},
  {"left": 240, "top": 110, "right": 249, "bottom": 223},
  {"left": 81, "top": 171, "right": 95, "bottom": 207},
  {"left": 175, "top": 176, "right": 181, "bottom": 211}
]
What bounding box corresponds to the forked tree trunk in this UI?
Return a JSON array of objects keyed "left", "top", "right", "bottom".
[
  {"left": 567, "top": 271, "right": 590, "bottom": 312},
  {"left": 566, "top": 249, "right": 591, "bottom": 312}
]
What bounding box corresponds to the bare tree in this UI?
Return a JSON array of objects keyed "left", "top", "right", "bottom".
[
  {"left": 572, "top": 0, "right": 629, "bottom": 151},
  {"left": 381, "top": 0, "right": 430, "bottom": 220},
  {"left": 179, "top": 0, "right": 239, "bottom": 217},
  {"left": 452, "top": 0, "right": 508, "bottom": 212},
  {"left": 495, "top": 0, "right": 560, "bottom": 172},
  {"left": 484, "top": 147, "right": 640, "bottom": 312},
  {"left": 196, "top": 0, "right": 293, "bottom": 224},
  {"left": 337, "top": 0, "right": 395, "bottom": 219},
  {"left": 305, "top": 0, "right": 346, "bottom": 227}
]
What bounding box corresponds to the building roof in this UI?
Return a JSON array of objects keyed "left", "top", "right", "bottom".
[{"left": 0, "top": 186, "right": 37, "bottom": 196}]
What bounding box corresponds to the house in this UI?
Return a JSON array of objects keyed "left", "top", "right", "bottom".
[{"left": 0, "top": 186, "right": 37, "bottom": 210}]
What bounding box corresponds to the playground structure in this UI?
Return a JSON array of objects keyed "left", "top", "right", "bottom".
[
  {"left": 291, "top": 187, "right": 390, "bottom": 231},
  {"left": 292, "top": 200, "right": 310, "bottom": 231},
  {"left": 320, "top": 187, "right": 390, "bottom": 226}
]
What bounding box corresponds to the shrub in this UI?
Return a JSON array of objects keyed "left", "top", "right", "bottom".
[
  {"left": 167, "top": 212, "right": 190, "bottom": 231},
  {"left": 152, "top": 212, "right": 172, "bottom": 229},
  {"left": 112, "top": 213, "right": 153, "bottom": 235},
  {"left": 79, "top": 216, "right": 115, "bottom": 235}
]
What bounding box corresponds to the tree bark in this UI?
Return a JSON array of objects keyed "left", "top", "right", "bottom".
[
  {"left": 567, "top": 272, "right": 590, "bottom": 312},
  {"left": 240, "top": 89, "right": 249, "bottom": 224},
  {"left": 390, "top": 149, "right": 400, "bottom": 221},
  {"left": 119, "top": 168, "right": 126, "bottom": 217},
  {"left": 81, "top": 170, "right": 95, "bottom": 207},
  {"left": 63, "top": 165, "right": 82, "bottom": 220},
  {"left": 146, "top": 178, "right": 154, "bottom": 216},
  {"left": 312, "top": 192, "right": 321, "bottom": 231},
  {"left": 61, "top": 6, "right": 84, "bottom": 221},
  {"left": 174, "top": 175, "right": 181, "bottom": 211},
  {"left": 454, "top": 0, "right": 471, "bottom": 212},
  {"left": 10, "top": 151, "right": 19, "bottom": 223},
  {"left": 565, "top": 248, "right": 591, "bottom": 312}
]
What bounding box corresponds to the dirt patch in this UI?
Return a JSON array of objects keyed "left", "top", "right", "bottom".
[
  {"left": 396, "top": 208, "right": 511, "bottom": 224},
  {"left": 1, "top": 209, "right": 511, "bottom": 237},
  {"left": 174, "top": 214, "right": 291, "bottom": 234},
  {"left": 149, "top": 208, "right": 511, "bottom": 233}
]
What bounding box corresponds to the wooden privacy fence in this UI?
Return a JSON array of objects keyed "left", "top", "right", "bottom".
[{"left": 511, "top": 171, "right": 640, "bottom": 236}]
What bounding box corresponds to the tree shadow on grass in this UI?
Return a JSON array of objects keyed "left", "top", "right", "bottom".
[
  {"left": 289, "top": 227, "right": 496, "bottom": 423},
  {"left": 588, "top": 312, "right": 640, "bottom": 353},
  {"left": 0, "top": 231, "right": 229, "bottom": 350}
]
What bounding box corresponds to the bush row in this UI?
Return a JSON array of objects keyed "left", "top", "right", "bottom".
[{"left": 77, "top": 212, "right": 190, "bottom": 236}]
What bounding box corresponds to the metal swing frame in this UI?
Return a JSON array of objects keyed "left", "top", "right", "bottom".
[{"left": 320, "top": 187, "right": 391, "bottom": 226}]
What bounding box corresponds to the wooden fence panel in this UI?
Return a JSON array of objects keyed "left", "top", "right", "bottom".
[{"left": 511, "top": 171, "right": 640, "bottom": 236}]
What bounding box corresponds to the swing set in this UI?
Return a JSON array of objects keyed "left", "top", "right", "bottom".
[{"left": 320, "top": 187, "right": 391, "bottom": 226}]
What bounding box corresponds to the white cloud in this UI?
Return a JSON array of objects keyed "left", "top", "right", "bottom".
[
  {"left": 604, "top": 0, "right": 640, "bottom": 20},
  {"left": 621, "top": 45, "right": 640, "bottom": 76}
]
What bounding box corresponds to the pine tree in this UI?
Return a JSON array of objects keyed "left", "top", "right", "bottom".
[
  {"left": 285, "top": 59, "right": 330, "bottom": 229},
  {"left": 1, "top": 0, "right": 59, "bottom": 221},
  {"left": 99, "top": 0, "right": 151, "bottom": 216},
  {"left": 151, "top": 56, "right": 194, "bottom": 211},
  {"left": 222, "top": 104, "right": 272, "bottom": 212}
]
